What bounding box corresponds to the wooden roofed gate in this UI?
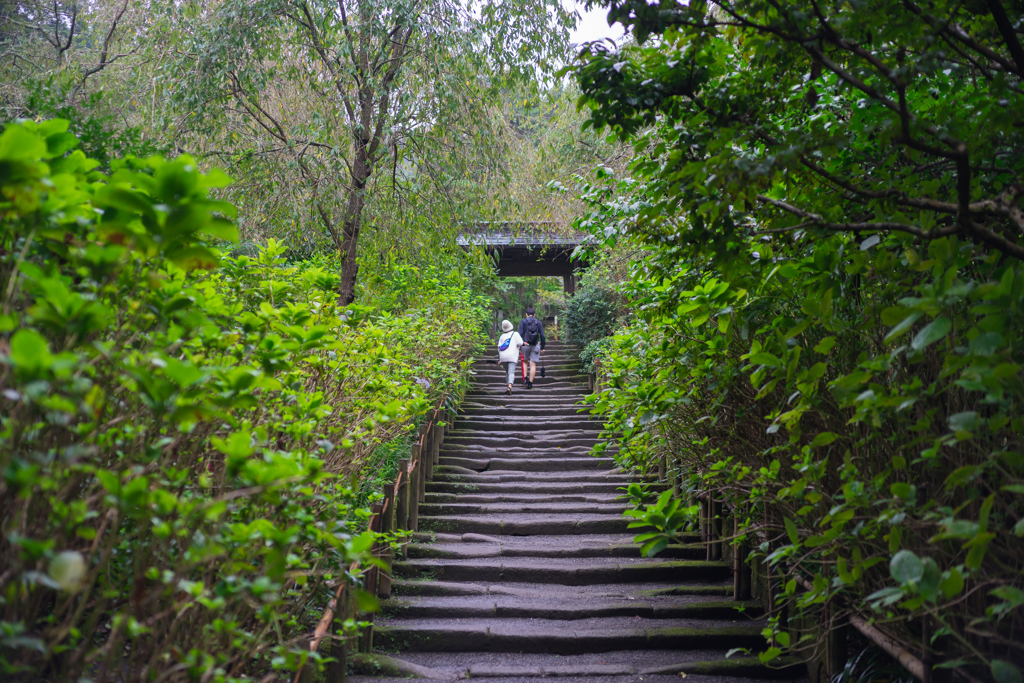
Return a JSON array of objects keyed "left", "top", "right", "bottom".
[{"left": 457, "top": 222, "right": 590, "bottom": 293}]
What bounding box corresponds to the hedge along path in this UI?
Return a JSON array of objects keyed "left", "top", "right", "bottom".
[{"left": 347, "top": 340, "right": 803, "bottom": 682}]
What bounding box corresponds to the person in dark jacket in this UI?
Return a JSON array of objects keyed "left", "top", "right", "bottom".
[{"left": 517, "top": 306, "right": 546, "bottom": 390}]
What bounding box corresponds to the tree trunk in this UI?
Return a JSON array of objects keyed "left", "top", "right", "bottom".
[{"left": 338, "top": 141, "right": 369, "bottom": 305}]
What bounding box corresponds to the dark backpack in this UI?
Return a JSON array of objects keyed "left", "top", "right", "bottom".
[{"left": 523, "top": 317, "right": 541, "bottom": 345}]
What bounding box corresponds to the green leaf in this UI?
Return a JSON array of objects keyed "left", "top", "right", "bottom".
[
  {"left": 919, "top": 558, "right": 940, "bottom": 602},
  {"left": 810, "top": 432, "right": 838, "bottom": 447},
  {"left": 969, "top": 331, "right": 1003, "bottom": 357},
  {"left": 940, "top": 567, "right": 964, "bottom": 599},
  {"left": 883, "top": 312, "right": 922, "bottom": 342},
  {"left": 947, "top": 412, "right": 979, "bottom": 432},
  {"left": 992, "top": 660, "right": 1022, "bottom": 683},
  {"left": 910, "top": 316, "right": 952, "bottom": 351},
  {"left": 890, "top": 550, "right": 924, "bottom": 585},
  {"left": 9, "top": 329, "right": 54, "bottom": 375},
  {"left": 353, "top": 588, "right": 380, "bottom": 613},
  {"left": 784, "top": 517, "right": 799, "bottom": 546},
  {"left": 749, "top": 352, "right": 781, "bottom": 367},
  {"left": 813, "top": 336, "right": 837, "bottom": 354},
  {"left": 0, "top": 124, "right": 47, "bottom": 160}
]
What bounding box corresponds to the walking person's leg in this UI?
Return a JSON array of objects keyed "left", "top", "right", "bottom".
[
  {"left": 502, "top": 362, "right": 514, "bottom": 393},
  {"left": 525, "top": 344, "right": 541, "bottom": 387}
]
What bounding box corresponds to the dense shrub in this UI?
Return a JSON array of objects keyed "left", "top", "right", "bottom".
[
  {"left": 561, "top": 286, "right": 618, "bottom": 350},
  {"left": 0, "top": 120, "right": 487, "bottom": 681},
  {"left": 578, "top": 336, "right": 613, "bottom": 375},
  {"left": 572, "top": 0, "right": 1024, "bottom": 679}
]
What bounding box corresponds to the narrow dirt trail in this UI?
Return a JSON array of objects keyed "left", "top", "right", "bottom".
[{"left": 355, "top": 340, "right": 801, "bottom": 682}]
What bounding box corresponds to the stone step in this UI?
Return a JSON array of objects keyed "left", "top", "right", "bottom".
[
  {"left": 458, "top": 403, "right": 590, "bottom": 416},
  {"left": 426, "top": 492, "right": 623, "bottom": 504},
  {"left": 444, "top": 434, "right": 604, "bottom": 448},
  {"left": 431, "top": 468, "right": 633, "bottom": 484},
  {"left": 470, "top": 369, "right": 588, "bottom": 380},
  {"left": 440, "top": 445, "right": 613, "bottom": 457},
  {"left": 374, "top": 621, "right": 764, "bottom": 654},
  {"left": 452, "top": 419, "right": 603, "bottom": 432},
  {"left": 406, "top": 541, "right": 705, "bottom": 560},
  {"left": 419, "top": 502, "right": 628, "bottom": 516},
  {"left": 466, "top": 388, "right": 589, "bottom": 398},
  {"left": 422, "top": 654, "right": 802, "bottom": 679},
  {"left": 390, "top": 580, "right": 731, "bottom": 598},
  {"left": 382, "top": 596, "right": 761, "bottom": 620},
  {"left": 437, "top": 457, "right": 616, "bottom": 472},
  {"left": 393, "top": 558, "right": 731, "bottom": 584},
  {"left": 427, "top": 481, "right": 642, "bottom": 494},
  {"left": 417, "top": 513, "right": 641, "bottom": 535}
]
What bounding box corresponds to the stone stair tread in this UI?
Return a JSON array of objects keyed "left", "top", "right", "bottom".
[
  {"left": 432, "top": 471, "right": 630, "bottom": 482},
  {"left": 374, "top": 621, "right": 765, "bottom": 653},
  {"left": 426, "top": 493, "right": 623, "bottom": 503},
  {"left": 420, "top": 503, "right": 628, "bottom": 515},
  {"left": 406, "top": 542, "right": 703, "bottom": 560},
  {"left": 391, "top": 580, "right": 734, "bottom": 598},
  {"left": 383, "top": 596, "right": 761, "bottom": 620},
  {"left": 378, "top": 616, "right": 763, "bottom": 631},
  {"left": 398, "top": 557, "right": 727, "bottom": 569},
  {"left": 356, "top": 648, "right": 796, "bottom": 682}
]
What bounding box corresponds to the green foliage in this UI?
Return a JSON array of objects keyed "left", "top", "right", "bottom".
[
  {"left": 579, "top": 336, "right": 614, "bottom": 375},
  {"left": 562, "top": 286, "right": 619, "bottom": 350},
  {"left": 572, "top": 0, "right": 1024, "bottom": 677},
  {"left": 626, "top": 489, "right": 699, "bottom": 557},
  {"left": 0, "top": 120, "right": 486, "bottom": 681}
]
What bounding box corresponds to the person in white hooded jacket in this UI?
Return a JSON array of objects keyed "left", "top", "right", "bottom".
[{"left": 497, "top": 319, "right": 524, "bottom": 395}]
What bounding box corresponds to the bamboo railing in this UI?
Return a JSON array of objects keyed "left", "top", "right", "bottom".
[{"left": 294, "top": 397, "right": 454, "bottom": 683}]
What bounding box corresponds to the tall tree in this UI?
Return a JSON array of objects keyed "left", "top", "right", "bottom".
[{"left": 171, "top": 0, "right": 575, "bottom": 303}]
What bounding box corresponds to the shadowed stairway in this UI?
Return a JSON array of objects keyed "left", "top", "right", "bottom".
[{"left": 353, "top": 340, "right": 803, "bottom": 682}]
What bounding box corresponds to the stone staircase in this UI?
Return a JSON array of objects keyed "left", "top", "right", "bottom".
[{"left": 355, "top": 340, "right": 800, "bottom": 681}]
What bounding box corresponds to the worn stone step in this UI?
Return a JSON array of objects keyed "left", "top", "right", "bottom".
[
  {"left": 406, "top": 541, "right": 705, "bottom": 560},
  {"left": 441, "top": 443, "right": 612, "bottom": 455},
  {"left": 419, "top": 502, "right": 628, "bottom": 516},
  {"left": 375, "top": 621, "right": 763, "bottom": 654},
  {"left": 453, "top": 419, "right": 603, "bottom": 432},
  {"left": 431, "top": 468, "right": 633, "bottom": 484},
  {"left": 393, "top": 558, "right": 730, "bottom": 584},
  {"left": 437, "top": 457, "right": 617, "bottom": 472},
  {"left": 426, "top": 492, "right": 622, "bottom": 504},
  {"left": 458, "top": 404, "right": 590, "bottom": 416},
  {"left": 458, "top": 654, "right": 803, "bottom": 679},
  {"left": 390, "top": 580, "right": 731, "bottom": 598},
  {"left": 417, "top": 513, "right": 644, "bottom": 535},
  {"left": 445, "top": 434, "right": 604, "bottom": 448},
  {"left": 466, "top": 389, "right": 589, "bottom": 399},
  {"left": 383, "top": 596, "right": 761, "bottom": 620},
  {"left": 427, "top": 481, "right": 642, "bottom": 494}
]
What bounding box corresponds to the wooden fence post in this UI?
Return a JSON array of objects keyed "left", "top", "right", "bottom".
[
  {"left": 734, "top": 514, "right": 751, "bottom": 601},
  {"left": 409, "top": 439, "right": 421, "bottom": 532},
  {"left": 378, "top": 486, "right": 394, "bottom": 599},
  {"left": 396, "top": 459, "right": 410, "bottom": 542},
  {"left": 326, "top": 587, "right": 349, "bottom": 683},
  {"left": 711, "top": 497, "right": 723, "bottom": 561},
  {"left": 430, "top": 417, "right": 441, "bottom": 476}
]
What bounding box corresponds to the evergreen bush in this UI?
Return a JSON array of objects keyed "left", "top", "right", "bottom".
[{"left": 0, "top": 120, "right": 487, "bottom": 681}]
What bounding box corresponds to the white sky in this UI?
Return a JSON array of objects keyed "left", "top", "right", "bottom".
[{"left": 568, "top": 1, "right": 627, "bottom": 47}]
